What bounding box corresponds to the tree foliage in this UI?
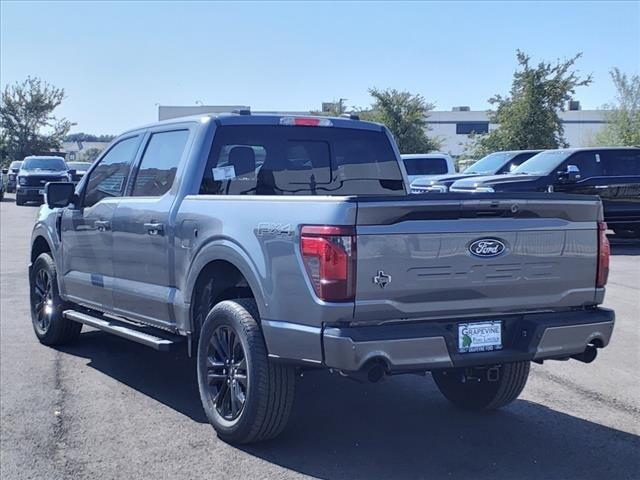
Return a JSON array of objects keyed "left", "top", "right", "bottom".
[
  {"left": 364, "top": 88, "right": 440, "bottom": 153},
  {"left": 595, "top": 68, "right": 640, "bottom": 146},
  {"left": 65, "top": 132, "right": 115, "bottom": 142},
  {"left": 473, "top": 51, "right": 592, "bottom": 156},
  {"left": 81, "top": 147, "right": 103, "bottom": 163},
  {"left": 0, "top": 77, "right": 71, "bottom": 162}
]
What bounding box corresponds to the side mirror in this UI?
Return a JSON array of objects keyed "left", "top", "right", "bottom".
[
  {"left": 558, "top": 164, "right": 581, "bottom": 183},
  {"left": 45, "top": 182, "right": 76, "bottom": 208},
  {"left": 68, "top": 169, "right": 77, "bottom": 178},
  {"left": 1, "top": 169, "right": 7, "bottom": 174}
]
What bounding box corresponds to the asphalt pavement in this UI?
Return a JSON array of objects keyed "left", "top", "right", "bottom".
[{"left": 1, "top": 193, "right": 638, "bottom": 480}]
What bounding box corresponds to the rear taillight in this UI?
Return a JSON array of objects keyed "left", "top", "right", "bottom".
[
  {"left": 596, "top": 221, "right": 610, "bottom": 288},
  {"left": 300, "top": 225, "right": 356, "bottom": 302}
]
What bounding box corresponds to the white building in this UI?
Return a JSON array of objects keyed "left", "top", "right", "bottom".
[
  {"left": 158, "top": 103, "right": 608, "bottom": 157},
  {"left": 61, "top": 141, "right": 111, "bottom": 162},
  {"left": 426, "top": 105, "right": 607, "bottom": 156}
]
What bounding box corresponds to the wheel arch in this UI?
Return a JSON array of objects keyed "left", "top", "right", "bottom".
[
  {"left": 31, "top": 235, "right": 53, "bottom": 263},
  {"left": 186, "top": 241, "right": 267, "bottom": 338}
]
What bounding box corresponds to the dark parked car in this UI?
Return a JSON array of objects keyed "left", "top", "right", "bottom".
[
  {"left": 451, "top": 147, "right": 640, "bottom": 237},
  {"left": 411, "top": 150, "right": 541, "bottom": 193},
  {"left": 16, "top": 156, "right": 71, "bottom": 205},
  {"left": 6, "top": 160, "right": 22, "bottom": 193}
]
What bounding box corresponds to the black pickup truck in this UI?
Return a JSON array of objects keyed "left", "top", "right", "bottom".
[{"left": 451, "top": 147, "right": 640, "bottom": 237}]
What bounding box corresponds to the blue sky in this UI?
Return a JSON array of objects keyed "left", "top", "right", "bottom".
[{"left": 1, "top": 1, "right": 638, "bottom": 134}]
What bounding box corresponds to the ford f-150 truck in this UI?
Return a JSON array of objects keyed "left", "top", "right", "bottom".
[{"left": 30, "top": 112, "right": 614, "bottom": 444}]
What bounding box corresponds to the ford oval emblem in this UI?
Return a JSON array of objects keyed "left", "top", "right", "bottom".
[{"left": 468, "top": 238, "right": 506, "bottom": 257}]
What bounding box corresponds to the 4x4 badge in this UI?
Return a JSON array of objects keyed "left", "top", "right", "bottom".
[{"left": 373, "top": 270, "right": 392, "bottom": 289}]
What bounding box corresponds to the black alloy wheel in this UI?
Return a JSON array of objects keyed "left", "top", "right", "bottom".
[
  {"left": 33, "top": 267, "right": 54, "bottom": 334},
  {"left": 205, "top": 325, "right": 248, "bottom": 421}
]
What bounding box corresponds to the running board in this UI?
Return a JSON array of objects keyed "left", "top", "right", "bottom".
[{"left": 63, "top": 309, "right": 184, "bottom": 351}]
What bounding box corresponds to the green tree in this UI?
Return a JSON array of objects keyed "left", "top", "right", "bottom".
[
  {"left": 473, "top": 51, "right": 592, "bottom": 156},
  {"left": 364, "top": 88, "right": 440, "bottom": 153},
  {"left": 81, "top": 147, "right": 103, "bottom": 163},
  {"left": 0, "top": 77, "right": 71, "bottom": 162},
  {"left": 65, "top": 132, "right": 115, "bottom": 142},
  {"left": 595, "top": 68, "right": 640, "bottom": 146}
]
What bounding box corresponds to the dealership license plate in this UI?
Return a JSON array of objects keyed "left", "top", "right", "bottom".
[
  {"left": 458, "top": 321, "right": 502, "bottom": 353},
  {"left": 38, "top": 189, "right": 44, "bottom": 195}
]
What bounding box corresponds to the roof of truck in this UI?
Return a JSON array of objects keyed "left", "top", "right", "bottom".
[
  {"left": 401, "top": 153, "right": 453, "bottom": 159},
  {"left": 121, "top": 112, "right": 385, "bottom": 135}
]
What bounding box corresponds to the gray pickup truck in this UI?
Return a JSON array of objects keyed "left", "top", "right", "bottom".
[{"left": 30, "top": 112, "right": 614, "bottom": 444}]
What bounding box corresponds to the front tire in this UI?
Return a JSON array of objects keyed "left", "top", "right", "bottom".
[
  {"left": 432, "top": 362, "right": 530, "bottom": 410},
  {"left": 16, "top": 196, "right": 25, "bottom": 206},
  {"left": 197, "top": 298, "right": 296, "bottom": 444},
  {"left": 30, "top": 253, "right": 82, "bottom": 345}
]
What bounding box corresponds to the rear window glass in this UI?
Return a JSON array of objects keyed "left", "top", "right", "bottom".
[
  {"left": 200, "top": 125, "right": 404, "bottom": 196},
  {"left": 602, "top": 150, "right": 640, "bottom": 176},
  {"left": 403, "top": 157, "right": 449, "bottom": 175}
]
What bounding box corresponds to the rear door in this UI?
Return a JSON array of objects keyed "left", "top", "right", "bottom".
[
  {"left": 598, "top": 149, "right": 640, "bottom": 225},
  {"left": 353, "top": 196, "right": 601, "bottom": 323},
  {"left": 61, "top": 134, "right": 143, "bottom": 310},
  {"left": 111, "top": 127, "right": 193, "bottom": 327}
]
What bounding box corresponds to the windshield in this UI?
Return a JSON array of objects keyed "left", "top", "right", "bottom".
[
  {"left": 512, "top": 150, "right": 572, "bottom": 175},
  {"left": 403, "top": 157, "right": 449, "bottom": 175},
  {"left": 21, "top": 158, "right": 67, "bottom": 171},
  {"left": 67, "top": 162, "right": 92, "bottom": 170},
  {"left": 9, "top": 161, "right": 22, "bottom": 170},
  {"left": 463, "top": 152, "right": 515, "bottom": 175}
]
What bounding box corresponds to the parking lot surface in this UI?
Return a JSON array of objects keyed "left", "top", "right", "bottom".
[{"left": 1, "top": 194, "right": 639, "bottom": 480}]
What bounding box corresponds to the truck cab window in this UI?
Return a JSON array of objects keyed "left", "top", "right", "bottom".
[
  {"left": 561, "top": 151, "right": 603, "bottom": 180},
  {"left": 602, "top": 150, "right": 640, "bottom": 176},
  {"left": 132, "top": 130, "right": 190, "bottom": 197},
  {"left": 83, "top": 136, "right": 141, "bottom": 208},
  {"left": 199, "top": 125, "right": 403, "bottom": 196}
]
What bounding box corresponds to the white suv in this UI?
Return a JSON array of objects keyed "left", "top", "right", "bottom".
[{"left": 401, "top": 153, "right": 456, "bottom": 185}]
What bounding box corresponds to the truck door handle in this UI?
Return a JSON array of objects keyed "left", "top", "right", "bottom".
[
  {"left": 144, "top": 222, "right": 164, "bottom": 236},
  {"left": 94, "top": 220, "right": 111, "bottom": 232}
]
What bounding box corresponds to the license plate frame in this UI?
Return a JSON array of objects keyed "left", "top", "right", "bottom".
[{"left": 458, "top": 321, "right": 503, "bottom": 353}]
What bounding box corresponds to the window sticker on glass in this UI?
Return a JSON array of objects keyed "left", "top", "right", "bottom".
[{"left": 212, "top": 165, "right": 236, "bottom": 180}]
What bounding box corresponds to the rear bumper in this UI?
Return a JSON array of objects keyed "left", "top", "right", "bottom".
[{"left": 322, "top": 308, "right": 615, "bottom": 372}]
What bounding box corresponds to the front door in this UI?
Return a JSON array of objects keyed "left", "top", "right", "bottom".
[
  {"left": 553, "top": 151, "right": 604, "bottom": 195},
  {"left": 61, "top": 134, "right": 143, "bottom": 311},
  {"left": 111, "top": 128, "right": 192, "bottom": 327}
]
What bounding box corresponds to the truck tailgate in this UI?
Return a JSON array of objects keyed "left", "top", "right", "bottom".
[{"left": 354, "top": 194, "right": 601, "bottom": 323}]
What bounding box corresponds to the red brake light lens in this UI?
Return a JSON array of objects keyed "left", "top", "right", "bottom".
[
  {"left": 280, "top": 117, "right": 333, "bottom": 127},
  {"left": 300, "top": 225, "right": 356, "bottom": 302},
  {"left": 596, "top": 221, "right": 610, "bottom": 288}
]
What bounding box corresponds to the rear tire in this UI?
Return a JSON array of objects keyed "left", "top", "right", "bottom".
[
  {"left": 30, "top": 253, "right": 82, "bottom": 345},
  {"left": 432, "top": 362, "right": 530, "bottom": 410},
  {"left": 197, "top": 298, "right": 296, "bottom": 444}
]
